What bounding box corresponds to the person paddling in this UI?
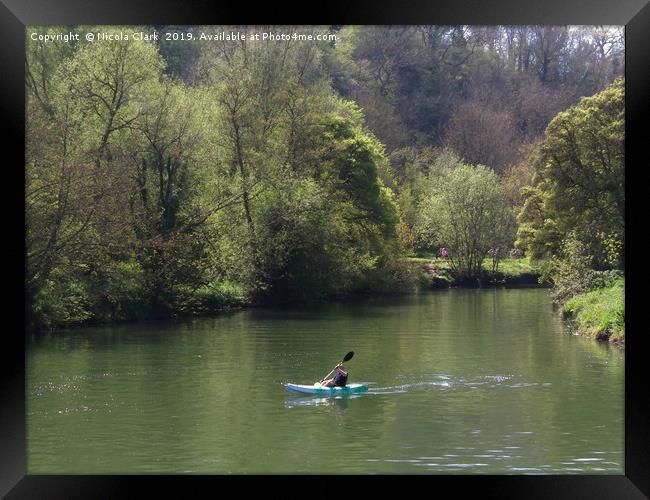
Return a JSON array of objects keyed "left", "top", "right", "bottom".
[{"left": 320, "top": 362, "right": 348, "bottom": 387}]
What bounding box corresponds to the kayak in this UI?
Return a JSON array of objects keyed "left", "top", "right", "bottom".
[
  {"left": 284, "top": 383, "right": 368, "bottom": 394},
  {"left": 284, "top": 383, "right": 368, "bottom": 395}
]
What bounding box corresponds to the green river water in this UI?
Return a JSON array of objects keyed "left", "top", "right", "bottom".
[{"left": 26, "top": 288, "right": 624, "bottom": 474}]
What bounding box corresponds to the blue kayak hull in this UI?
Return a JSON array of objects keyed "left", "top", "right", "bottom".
[{"left": 284, "top": 383, "right": 368, "bottom": 395}]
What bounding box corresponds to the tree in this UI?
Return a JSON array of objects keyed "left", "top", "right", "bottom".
[
  {"left": 416, "top": 163, "right": 515, "bottom": 279},
  {"left": 128, "top": 78, "right": 217, "bottom": 315},
  {"left": 444, "top": 99, "right": 518, "bottom": 173},
  {"left": 516, "top": 78, "right": 624, "bottom": 269},
  {"left": 247, "top": 110, "right": 400, "bottom": 303},
  {"left": 26, "top": 31, "right": 163, "bottom": 328},
  {"left": 329, "top": 24, "right": 624, "bottom": 174},
  {"left": 515, "top": 185, "right": 563, "bottom": 260}
]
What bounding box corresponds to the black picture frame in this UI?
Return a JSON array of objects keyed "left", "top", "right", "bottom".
[{"left": 2, "top": 0, "right": 647, "bottom": 497}]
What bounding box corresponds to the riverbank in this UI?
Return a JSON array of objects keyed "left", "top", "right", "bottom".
[
  {"left": 561, "top": 278, "right": 625, "bottom": 347},
  {"left": 406, "top": 255, "right": 547, "bottom": 289}
]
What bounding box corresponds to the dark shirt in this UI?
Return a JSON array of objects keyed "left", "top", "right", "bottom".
[{"left": 333, "top": 370, "right": 348, "bottom": 387}]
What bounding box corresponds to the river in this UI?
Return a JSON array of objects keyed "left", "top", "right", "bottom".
[{"left": 26, "top": 288, "right": 624, "bottom": 474}]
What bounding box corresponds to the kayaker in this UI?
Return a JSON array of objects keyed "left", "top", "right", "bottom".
[{"left": 321, "top": 363, "right": 348, "bottom": 387}]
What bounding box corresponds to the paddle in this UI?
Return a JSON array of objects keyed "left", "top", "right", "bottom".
[{"left": 318, "top": 351, "right": 354, "bottom": 385}]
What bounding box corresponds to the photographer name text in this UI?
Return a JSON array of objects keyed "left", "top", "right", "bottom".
[{"left": 29, "top": 30, "right": 338, "bottom": 44}]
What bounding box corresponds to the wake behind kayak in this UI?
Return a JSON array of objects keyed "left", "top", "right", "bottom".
[{"left": 284, "top": 383, "right": 368, "bottom": 395}]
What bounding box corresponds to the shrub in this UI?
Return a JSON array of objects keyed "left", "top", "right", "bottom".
[{"left": 192, "top": 281, "right": 248, "bottom": 313}]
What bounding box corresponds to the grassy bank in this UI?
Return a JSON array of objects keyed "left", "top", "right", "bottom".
[
  {"left": 406, "top": 255, "right": 545, "bottom": 288},
  {"left": 562, "top": 278, "right": 625, "bottom": 345}
]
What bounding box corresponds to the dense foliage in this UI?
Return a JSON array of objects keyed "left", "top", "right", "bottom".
[
  {"left": 25, "top": 25, "right": 624, "bottom": 331},
  {"left": 516, "top": 78, "right": 624, "bottom": 303},
  {"left": 26, "top": 27, "right": 402, "bottom": 329}
]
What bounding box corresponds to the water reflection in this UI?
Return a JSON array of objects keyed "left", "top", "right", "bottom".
[{"left": 284, "top": 393, "right": 366, "bottom": 409}]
